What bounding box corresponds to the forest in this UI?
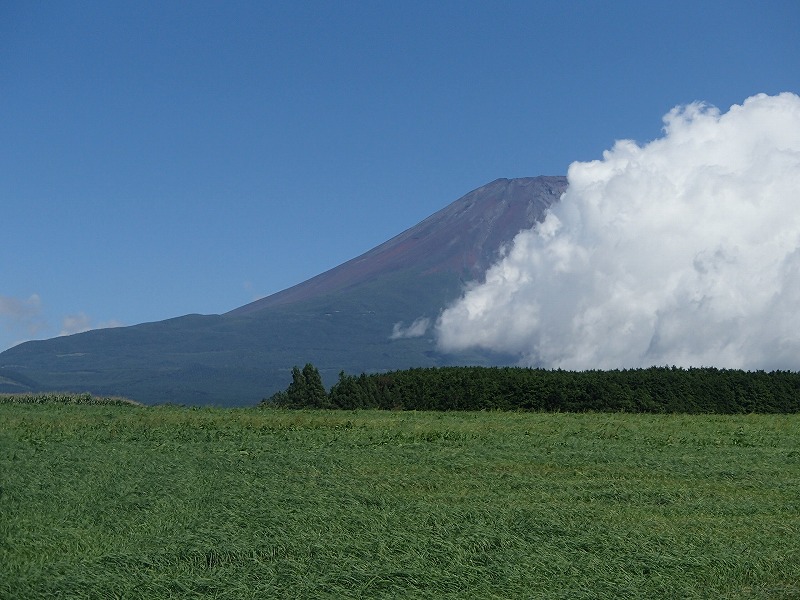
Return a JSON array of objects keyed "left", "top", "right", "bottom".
[{"left": 264, "top": 364, "right": 800, "bottom": 413}]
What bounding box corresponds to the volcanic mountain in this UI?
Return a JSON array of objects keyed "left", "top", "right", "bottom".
[{"left": 0, "top": 176, "right": 567, "bottom": 405}]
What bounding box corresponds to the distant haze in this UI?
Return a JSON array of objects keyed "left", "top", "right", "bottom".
[{"left": 437, "top": 93, "right": 800, "bottom": 371}]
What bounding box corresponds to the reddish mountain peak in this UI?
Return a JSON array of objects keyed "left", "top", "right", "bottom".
[{"left": 228, "top": 176, "right": 567, "bottom": 316}]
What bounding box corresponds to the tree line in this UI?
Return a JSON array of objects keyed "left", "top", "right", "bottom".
[{"left": 263, "top": 364, "right": 800, "bottom": 413}]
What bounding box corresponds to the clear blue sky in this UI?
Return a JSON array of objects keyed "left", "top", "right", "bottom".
[{"left": 2, "top": 0, "right": 798, "bottom": 352}]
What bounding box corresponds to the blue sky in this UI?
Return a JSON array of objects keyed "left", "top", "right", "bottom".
[{"left": 2, "top": 0, "right": 798, "bottom": 352}]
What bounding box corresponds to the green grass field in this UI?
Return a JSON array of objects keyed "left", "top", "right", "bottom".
[{"left": 1, "top": 399, "right": 798, "bottom": 598}]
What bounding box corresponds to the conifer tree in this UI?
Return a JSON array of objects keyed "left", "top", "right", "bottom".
[{"left": 301, "top": 363, "right": 329, "bottom": 408}]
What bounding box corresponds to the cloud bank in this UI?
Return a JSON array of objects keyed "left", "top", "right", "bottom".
[{"left": 437, "top": 92, "right": 800, "bottom": 370}]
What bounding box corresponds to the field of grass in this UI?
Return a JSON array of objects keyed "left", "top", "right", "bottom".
[{"left": 1, "top": 399, "right": 799, "bottom": 599}]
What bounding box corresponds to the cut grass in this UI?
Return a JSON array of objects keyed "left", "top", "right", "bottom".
[{"left": 1, "top": 403, "right": 798, "bottom": 598}]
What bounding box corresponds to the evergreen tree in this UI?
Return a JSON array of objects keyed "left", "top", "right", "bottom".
[
  {"left": 302, "top": 363, "right": 329, "bottom": 408},
  {"left": 287, "top": 366, "right": 303, "bottom": 406},
  {"left": 330, "top": 371, "right": 369, "bottom": 409},
  {"left": 277, "top": 363, "right": 328, "bottom": 408},
  {"left": 266, "top": 364, "right": 800, "bottom": 413}
]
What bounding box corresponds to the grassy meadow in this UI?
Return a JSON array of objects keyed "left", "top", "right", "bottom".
[{"left": 1, "top": 397, "right": 799, "bottom": 598}]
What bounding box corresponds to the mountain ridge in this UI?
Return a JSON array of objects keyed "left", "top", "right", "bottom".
[
  {"left": 0, "top": 176, "right": 567, "bottom": 405},
  {"left": 229, "top": 176, "right": 565, "bottom": 315}
]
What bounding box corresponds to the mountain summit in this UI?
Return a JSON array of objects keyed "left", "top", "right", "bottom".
[
  {"left": 231, "top": 176, "right": 566, "bottom": 314},
  {"left": 0, "top": 176, "right": 567, "bottom": 405}
]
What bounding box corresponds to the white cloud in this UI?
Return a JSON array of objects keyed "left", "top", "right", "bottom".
[
  {"left": 437, "top": 92, "right": 800, "bottom": 370},
  {"left": 0, "top": 293, "right": 41, "bottom": 319},
  {"left": 60, "top": 313, "right": 124, "bottom": 336},
  {"left": 0, "top": 295, "right": 124, "bottom": 350},
  {"left": 0, "top": 293, "right": 45, "bottom": 336},
  {"left": 59, "top": 312, "right": 93, "bottom": 336},
  {"left": 391, "top": 317, "right": 431, "bottom": 340}
]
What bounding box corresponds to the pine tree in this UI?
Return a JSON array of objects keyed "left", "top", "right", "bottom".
[{"left": 301, "top": 363, "right": 329, "bottom": 408}]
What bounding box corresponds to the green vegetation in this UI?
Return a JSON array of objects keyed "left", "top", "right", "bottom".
[
  {"left": 268, "top": 363, "right": 331, "bottom": 409},
  {"left": 0, "top": 268, "right": 472, "bottom": 406},
  {"left": 2, "top": 397, "right": 799, "bottom": 598},
  {"left": 1, "top": 392, "right": 141, "bottom": 407},
  {"left": 267, "top": 365, "right": 800, "bottom": 413}
]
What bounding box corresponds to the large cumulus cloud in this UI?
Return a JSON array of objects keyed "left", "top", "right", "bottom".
[{"left": 436, "top": 93, "right": 800, "bottom": 370}]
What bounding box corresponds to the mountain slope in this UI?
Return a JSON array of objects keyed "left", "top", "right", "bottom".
[
  {"left": 0, "top": 176, "right": 566, "bottom": 405},
  {"left": 230, "top": 176, "right": 565, "bottom": 314}
]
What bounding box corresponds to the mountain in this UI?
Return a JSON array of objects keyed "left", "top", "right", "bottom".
[{"left": 0, "top": 176, "right": 567, "bottom": 405}]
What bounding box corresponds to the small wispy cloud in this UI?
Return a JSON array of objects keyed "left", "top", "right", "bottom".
[
  {"left": 59, "top": 313, "right": 93, "bottom": 336},
  {"left": 0, "top": 293, "right": 46, "bottom": 337},
  {"left": 390, "top": 317, "right": 431, "bottom": 340},
  {"left": 60, "top": 312, "right": 124, "bottom": 336},
  {"left": 0, "top": 295, "right": 124, "bottom": 351}
]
